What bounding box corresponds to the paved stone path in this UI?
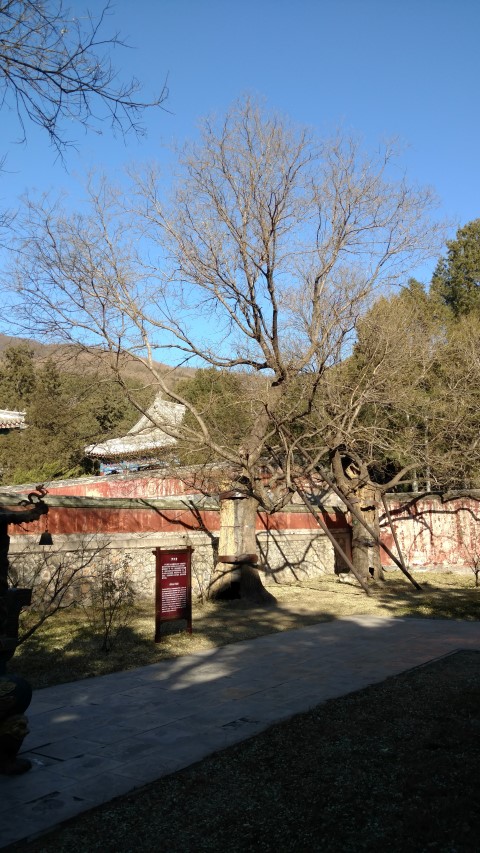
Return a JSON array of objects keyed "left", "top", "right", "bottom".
[{"left": 1, "top": 615, "right": 479, "bottom": 848}]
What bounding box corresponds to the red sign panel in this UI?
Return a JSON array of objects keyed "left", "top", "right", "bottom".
[{"left": 154, "top": 547, "right": 193, "bottom": 642}]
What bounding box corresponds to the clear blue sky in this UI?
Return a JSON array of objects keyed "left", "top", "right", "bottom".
[{"left": 1, "top": 0, "right": 479, "bottom": 290}]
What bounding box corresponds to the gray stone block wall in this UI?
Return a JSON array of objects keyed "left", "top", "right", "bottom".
[
  {"left": 258, "top": 530, "right": 334, "bottom": 584},
  {"left": 8, "top": 528, "right": 335, "bottom": 599}
]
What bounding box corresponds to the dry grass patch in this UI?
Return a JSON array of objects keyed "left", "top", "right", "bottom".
[
  {"left": 270, "top": 570, "right": 480, "bottom": 621},
  {"left": 12, "top": 571, "right": 479, "bottom": 690}
]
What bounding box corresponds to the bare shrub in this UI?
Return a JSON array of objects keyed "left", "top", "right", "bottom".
[
  {"left": 469, "top": 552, "right": 480, "bottom": 587},
  {"left": 8, "top": 536, "right": 110, "bottom": 644},
  {"left": 82, "top": 552, "right": 136, "bottom": 652}
]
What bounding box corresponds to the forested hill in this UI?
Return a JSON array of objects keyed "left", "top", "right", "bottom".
[{"left": 0, "top": 337, "right": 194, "bottom": 485}]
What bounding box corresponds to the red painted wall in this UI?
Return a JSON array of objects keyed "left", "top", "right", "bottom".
[
  {"left": 12, "top": 505, "right": 347, "bottom": 537},
  {"left": 33, "top": 474, "right": 199, "bottom": 500},
  {"left": 380, "top": 495, "right": 480, "bottom": 570}
]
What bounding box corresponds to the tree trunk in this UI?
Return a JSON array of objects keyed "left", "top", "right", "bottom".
[
  {"left": 350, "top": 486, "right": 385, "bottom": 582},
  {"left": 208, "top": 495, "right": 276, "bottom": 606}
]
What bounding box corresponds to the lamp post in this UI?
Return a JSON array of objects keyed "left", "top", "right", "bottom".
[{"left": 0, "top": 485, "right": 48, "bottom": 775}]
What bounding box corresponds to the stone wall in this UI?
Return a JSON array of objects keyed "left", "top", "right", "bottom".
[
  {"left": 258, "top": 529, "right": 335, "bottom": 583},
  {"left": 7, "top": 531, "right": 209, "bottom": 600},
  {"left": 6, "top": 527, "right": 336, "bottom": 598}
]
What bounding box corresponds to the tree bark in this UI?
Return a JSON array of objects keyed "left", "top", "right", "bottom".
[
  {"left": 208, "top": 495, "right": 276, "bottom": 605},
  {"left": 328, "top": 451, "right": 384, "bottom": 583},
  {"left": 350, "top": 486, "right": 384, "bottom": 582}
]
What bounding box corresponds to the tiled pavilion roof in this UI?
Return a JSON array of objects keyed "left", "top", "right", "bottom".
[
  {"left": 85, "top": 396, "right": 185, "bottom": 461},
  {"left": 0, "top": 409, "right": 27, "bottom": 430}
]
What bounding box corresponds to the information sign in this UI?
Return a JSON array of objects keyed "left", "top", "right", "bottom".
[{"left": 154, "top": 547, "right": 193, "bottom": 641}]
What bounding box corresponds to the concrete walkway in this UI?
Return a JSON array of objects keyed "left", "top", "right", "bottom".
[{"left": 1, "top": 615, "right": 479, "bottom": 848}]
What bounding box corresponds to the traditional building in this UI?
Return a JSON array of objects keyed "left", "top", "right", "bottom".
[
  {"left": 84, "top": 395, "right": 185, "bottom": 474},
  {"left": 2, "top": 394, "right": 478, "bottom": 597},
  {"left": 0, "top": 410, "right": 26, "bottom": 434}
]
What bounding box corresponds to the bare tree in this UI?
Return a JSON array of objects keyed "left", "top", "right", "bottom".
[
  {"left": 0, "top": 0, "right": 166, "bottom": 153},
  {"left": 285, "top": 287, "right": 441, "bottom": 582},
  {"left": 12, "top": 97, "right": 443, "bottom": 602},
  {"left": 8, "top": 534, "right": 111, "bottom": 643}
]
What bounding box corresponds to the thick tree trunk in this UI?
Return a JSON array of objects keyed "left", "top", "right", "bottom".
[
  {"left": 350, "top": 486, "right": 384, "bottom": 582},
  {"left": 350, "top": 512, "right": 371, "bottom": 582},
  {"left": 208, "top": 495, "right": 276, "bottom": 606}
]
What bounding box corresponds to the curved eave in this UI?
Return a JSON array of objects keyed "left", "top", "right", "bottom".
[{"left": 85, "top": 438, "right": 177, "bottom": 461}]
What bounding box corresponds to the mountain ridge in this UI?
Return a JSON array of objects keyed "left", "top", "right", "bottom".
[{"left": 0, "top": 334, "right": 195, "bottom": 385}]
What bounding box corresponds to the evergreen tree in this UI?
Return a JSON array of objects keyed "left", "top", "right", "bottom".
[
  {"left": 0, "top": 344, "right": 36, "bottom": 408},
  {"left": 0, "top": 345, "right": 139, "bottom": 484},
  {"left": 431, "top": 219, "right": 480, "bottom": 317},
  {"left": 174, "top": 369, "right": 254, "bottom": 465}
]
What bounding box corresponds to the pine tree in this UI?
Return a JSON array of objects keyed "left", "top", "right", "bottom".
[{"left": 431, "top": 219, "right": 480, "bottom": 317}]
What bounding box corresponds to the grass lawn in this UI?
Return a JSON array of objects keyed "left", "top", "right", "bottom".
[{"left": 13, "top": 571, "right": 480, "bottom": 690}]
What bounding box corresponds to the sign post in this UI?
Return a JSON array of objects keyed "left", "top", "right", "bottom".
[{"left": 154, "top": 547, "right": 193, "bottom": 642}]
